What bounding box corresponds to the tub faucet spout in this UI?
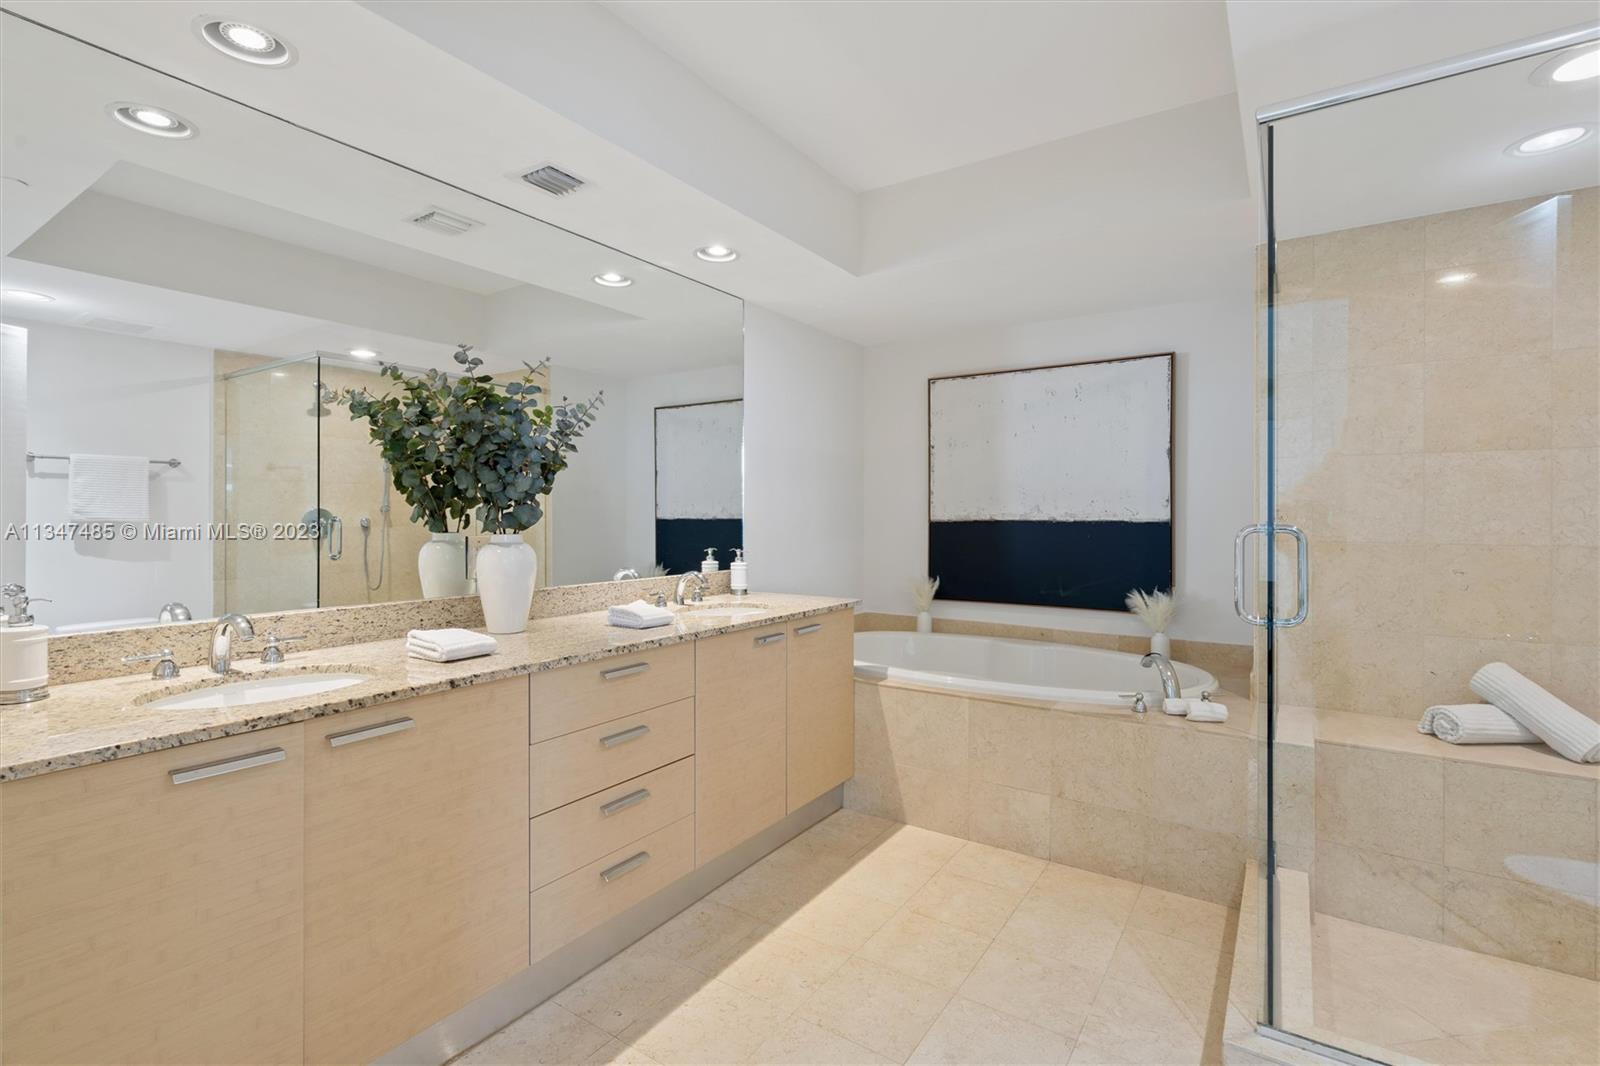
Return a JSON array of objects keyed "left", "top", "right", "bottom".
[{"left": 1140, "top": 652, "right": 1182, "bottom": 700}]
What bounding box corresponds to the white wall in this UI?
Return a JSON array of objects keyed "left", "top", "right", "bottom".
[
  {"left": 18, "top": 321, "right": 215, "bottom": 628},
  {"left": 860, "top": 287, "right": 1255, "bottom": 644},
  {"left": 743, "top": 306, "right": 864, "bottom": 598}
]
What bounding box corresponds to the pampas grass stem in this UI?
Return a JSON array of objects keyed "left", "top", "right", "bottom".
[{"left": 1125, "top": 588, "right": 1175, "bottom": 634}]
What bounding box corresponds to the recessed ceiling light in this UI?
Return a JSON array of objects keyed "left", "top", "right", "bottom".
[
  {"left": 196, "top": 17, "right": 295, "bottom": 66},
  {"left": 1507, "top": 125, "right": 1593, "bottom": 156},
  {"left": 1, "top": 290, "right": 54, "bottom": 303},
  {"left": 109, "top": 103, "right": 196, "bottom": 139},
  {"left": 1533, "top": 45, "right": 1600, "bottom": 85},
  {"left": 349, "top": 348, "right": 380, "bottom": 359},
  {"left": 593, "top": 271, "right": 633, "bottom": 288},
  {"left": 1436, "top": 271, "right": 1477, "bottom": 286},
  {"left": 695, "top": 244, "right": 739, "bottom": 263}
]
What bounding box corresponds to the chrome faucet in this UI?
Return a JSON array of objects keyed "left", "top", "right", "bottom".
[
  {"left": 209, "top": 612, "right": 256, "bottom": 675},
  {"left": 1140, "top": 652, "right": 1182, "bottom": 700},
  {"left": 674, "top": 571, "right": 708, "bottom": 606}
]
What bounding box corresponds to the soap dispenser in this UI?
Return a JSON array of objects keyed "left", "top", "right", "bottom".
[
  {"left": 730, "top": 549, "right": 749, "bottom": 596},
  {"left": 701, "top": 548, "right": 720, "bottom": 575},
  {"left": 0, "top": 583, "right": 50, "bottom": 705}
]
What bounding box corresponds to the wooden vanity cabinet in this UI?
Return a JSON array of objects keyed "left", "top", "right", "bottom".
[
  {"left": 693, "top": 623, "right": 790, "bottom": 865},
  {"left": 785, "top": 608, "right": 855, "bottom": 811},
  {"left": 0, "top": 725, "right": 307, "bottom": 1066},
  {"left": 303, "top": 677, "right": 529, "bottom": 1066}
]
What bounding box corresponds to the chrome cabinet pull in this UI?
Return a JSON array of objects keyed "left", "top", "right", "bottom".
[
  {"left": 600, "top": 851, "right": 650, "bottom": 883},
  {"left": 599, "top": 788, "right": 651, "bottom": 817},
  {"left": 327, "top": 717, "right": 415, "bottom": 748},
  {"left": 795, "top": 623, "right": 823, "bottom": 636},
  {"left": 170, "top": 747, "right": 285, "bottom": 785},
  {"left": 1233, "top": 523, "right": 1310, "bottom": 628},
  {"left": 599, "top": 724, "right": 650, "bottom": 749},
  {"left": 755, "top": 632, "right": 785, "bottom": 647},
  {"left": 601, "top": 662, "right": 650, "bottom": 681}
]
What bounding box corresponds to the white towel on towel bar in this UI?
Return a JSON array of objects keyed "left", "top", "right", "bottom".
[
  {"left": 67, "top": 453, "right": 149, "bottom": 521},
  {"left": 1418, "top": 704, "right": 1539, "bottom": 745},
  {"left": 1470, "top": 663, "right": 1600, "bottom": 764}
]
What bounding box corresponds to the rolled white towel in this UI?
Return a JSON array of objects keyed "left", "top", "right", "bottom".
[
  {"left": 1161, "top": 697, "right": 1191, "bottom": 716},
  {"left": 1418, "top": 704, "right": 1539, "bottom": 746},
  {"left": 1186, "top": 698, "right": 1227, "bottom": 723},
  {"left": 1470, "top": 663, "right": 1600, "bottom": 764},
  {"left": 608, "top": 599, "right": 674, "bottom": 629},
  {"left": 407, "top": 628, "right": 498, "bottom": 662}
]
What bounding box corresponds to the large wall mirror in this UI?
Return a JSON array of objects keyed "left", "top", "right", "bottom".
[{"left": 0, "top": 15, "right": 744, "bottom": 634}]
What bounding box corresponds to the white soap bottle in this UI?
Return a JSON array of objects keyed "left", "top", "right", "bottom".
[
  {"left": 701, "top": 548, "right": 720, "bottom": 575},
  {"left": 730, "top": 549, "right": 748, "bottom": 596},
  {"left": 0, "top": 584, "right": 50, "bottom": 705}
]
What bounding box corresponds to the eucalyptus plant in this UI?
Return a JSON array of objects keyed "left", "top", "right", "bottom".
[{"left": 340, "top": 345, "right": 603, "bottom": 535}]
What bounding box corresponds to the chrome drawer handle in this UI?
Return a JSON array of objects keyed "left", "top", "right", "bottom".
[
  {"left": 600, "top": 851, "right": 650, "bottom": 883},
  {"left": 170, "top": 747, "right": 285, "bottom": 785},
  {"left": 755, "top": 633, "right": 786, "bottom": 646},
  {"left": 601, "top": 662, "right": 650, "bottom": 681},
  {"left": 599, "top": 788, "right": 651, "bottom": 817},
  {"left": 795, "top": 623, "right": 823, "bottom": 636},
  {"left": 327, "top": 717, "right": 415, "bottom": 748},
  {"left": 599, "top": 724, "right": 650, "bottom": 749}
]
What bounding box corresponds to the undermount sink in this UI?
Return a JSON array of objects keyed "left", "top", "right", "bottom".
[
  {"left": 679, "top": 602, "right": 771, "bottom": 621},
  {"left": 145, "top": 672, "right": 369, "bottom": 711}
]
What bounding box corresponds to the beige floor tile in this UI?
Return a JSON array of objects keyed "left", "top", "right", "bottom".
[
  {"left": 1128, "top": 885, "right": 1233, "bottom": 954},
  {"left": 456, "top": 1001, "right": 613, "bottom": 1065},
  {"left": 1075, "top": 976, "right": 1204, "bottom": 1064},
  {"left": 554, "top": 949, "right": 708, "bottom": 1037},
  {"left": 908, "top": 996, "right": 1073, "bottom": 1065},
  {"left": 632, "top": 899, "right": 767, "bottom": 975},
  {"left": 709, "top": 847, "right": 831, "bottom": 924},
  {"left": 828, "top": 846, "right": 944, "bottom": 905},
  {"left": 715, "top": 928, "right": 851, "bottom": 1012},
  {"left": 751, "top": 1016, "right": 896, "bottom": 1065},
  {"left": 906, "top": 869, "right": 1028, "bottom": 937},
  {"left": 1312, "top": 980, "right": 1448, "bottom": 1049},
  {"left": 957, "top": 938, "right": 1099, "bottom": 1037},
  {"left": 1386, "top": 1035, "right": 1483, "bottom": 1065},
  {"left": 1069, "top": 1015, "right": 1204, "bottom": 1066},
  {"left": 856, "top": 908, "right": 993, "bottom": 992},
  {"left": 619, "top": 979, "right": 789, "bottom": 1066},
  {"left": 1104, "top": 928, "right": 1228, "bottom": 1033},
  {"left": 795, "top": 956, "right": 953, "bottom": 1062},
  {"left": 583, "top": 1040, "right": 663, "bottom": 1065},
  {"left": 802, "top": 809, "right": 897, "bottom": 856},
  {"left": 778, "top": 884, "right": 901, "bottom": 952},
  {"left": 861, "top": 823, "right": 969, "bottom": 869},
  {"left": 1458, "top": 1021, "right": 1600, "bottom": 1066},
  {"left": 998, "top": 867, "right": 1139, "bottom": 975},
  {"left": 942, "top": 840, "right": 1049, "bottom": 892}
]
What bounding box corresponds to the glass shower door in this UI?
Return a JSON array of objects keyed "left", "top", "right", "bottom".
[{"left": 1255, "top": 30, "right": 1600, "bottom": 1066}]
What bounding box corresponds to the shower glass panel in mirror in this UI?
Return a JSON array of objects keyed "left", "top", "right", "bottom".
[{"left": 0, "top": 13, "right": 744, "bottom": 634}]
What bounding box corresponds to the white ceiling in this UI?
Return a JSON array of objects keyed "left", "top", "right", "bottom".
[{"left": 601, "top": 0, "right": 1239, "bottom": 192}]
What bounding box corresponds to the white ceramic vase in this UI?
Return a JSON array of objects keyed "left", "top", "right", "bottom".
[
  {"left": 477, "top": 534, "right": 537, "bottom": 634},
  {"left": 916, "top": 611, "right": 933, "bottom": 634},
  {"left": 418, "top": 532, "right": 471, "bottom": 599},
  {"left": 1150, "top": 632, "right": 1172, "bottom": 657}
]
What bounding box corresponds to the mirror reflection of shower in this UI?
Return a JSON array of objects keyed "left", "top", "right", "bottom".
[{"left": 361, "top": 459, "right": 391, "bottom": 595}]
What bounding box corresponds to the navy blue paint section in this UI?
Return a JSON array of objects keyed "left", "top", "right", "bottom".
[
  {"left": 655, "top": 518, "right": 744, "bottom": 576},
  {"left": 929, "top": 520, "right": 1172, "bottom": 611}
]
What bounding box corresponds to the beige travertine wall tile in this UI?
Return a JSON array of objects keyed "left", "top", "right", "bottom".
[
  {"left": 968, "top": 700, "right": 1050, "bottom": 794},
  {"left": 1318, "top": 454, "right": 1426, "bottom": 543},
  {"left": 1046, "top": 797, "right": 1150, "bottom": 885},
  {"left": 1316, "top": 745, "right": 1443, "bottom": 862},
  {"left": 1051, "top": 714, "right": 1153, "bottom": 814},
  {"left": 1313, "top": 364, "right": 1425, "bottom": 454},
  {"left": 1313, "top": 217, "right": 1425, "bottom": 285},
  {"left": 1311, "top": 275, "right": 1425, "bottom": 367},
  {"left": 1424, "top": 196, "right": 1558, "bottom": 271},
  {"left": 1417, "top": 636, "right": 1553, "bottom": 715},
  {"left": 1423, "top": 451, "right": 1552, "bottom": 546},
  {"left": 1552, "top": 546, "right": 1599, "bottom": 647},
  {"left": 1423, "top": 352, "right": 1552, "bottom": 452},
  {"left": 1273, "top": 741, "right": 1315, "bottom": 854},
  {"left": 1553, "top": 447, "right": 1599, "bottom": 547},
  {"left": 1548, "top": 644, "right": 1600, "bottom": 721},
  {"left": 1420, "top": 544, "right": 1552, "bottom": 643},
  {"left": 1441, "top": 761, "right": 1600, "bottom": 879},
  {"left": 1440, "top": 868, "right": 1598, "bottom": 980},
  {"left": 1313, "top": 841, "right": 1446, "bottom": 942},
  {"left": 1424, "top": 255, "right": 1554, "bottom": 360},
  {"left": 1551, "top": 348, "right": 1599, "bottom": 447},
  {"left": 1147, "top": 728, "right": 1253, "bottom": 837},
  {"left": 968, "top": 781, "right": 1050, "bottom": 859},
  {"left": 1142, "top": 821, "right": 1248, "bottom": 905}
]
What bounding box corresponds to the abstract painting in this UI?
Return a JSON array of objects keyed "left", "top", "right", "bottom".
[
  {"left": 655, "top": 399, "right": 743, "bottom": 574},
  {"left": 928, "top": 353, "right": 1173, "bottom": 610}
]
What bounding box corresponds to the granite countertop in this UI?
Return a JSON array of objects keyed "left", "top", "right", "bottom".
[{"left": 0, "top": 594, "right": 857, "bottom": 782}]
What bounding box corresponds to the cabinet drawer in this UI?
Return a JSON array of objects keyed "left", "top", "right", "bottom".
[
  {"left": 530, "top": 642, "right": 693, "bottom": 744},
  {"left": 531, "top": 815, "right": 695, "bottom": 962},
  {"left": 530, "top": 757, "right": 695, "bottom": 889},
  {"left": 530, "top": 697, "right": 694, "bottom": 816}
]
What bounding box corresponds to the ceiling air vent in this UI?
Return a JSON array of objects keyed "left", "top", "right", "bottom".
[
  {"left": 408, "top": 206, "right": 483, "bottom": 236},
  {"left": 520, "top": 165, "right": 585, "bottom": 197},
  {"left": 79, "top": 315, "right": 153, "bottom": 335}
]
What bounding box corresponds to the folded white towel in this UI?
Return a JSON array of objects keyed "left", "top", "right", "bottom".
[
  {"left": 1186, "top": 698, "right": 1228, "bottom": 723},
  {"left": 1418, "top": 703, "right": 1539, "bottom": 746},
  {"left": 68, "top": 453, "right": 149, "bottom": 521},
  {"left": 406, "top": 628, "right": 498, "bottom": 662},
  {"left": 608, "top": 599, "right": 674, "bottom": 629},
  {"left": 1471, "top": 663, "right": 1600, "bottom": 764},
  {"left": 1162, "top": 698, "right": 1191, "bottom": 716}
]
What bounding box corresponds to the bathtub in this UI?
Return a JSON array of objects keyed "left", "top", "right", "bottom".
[{"left": 854, "top": 630, "right": 1218, "bottom": 706}]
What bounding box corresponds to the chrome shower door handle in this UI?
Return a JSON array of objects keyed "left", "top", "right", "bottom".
[
  {"left": 1233, "top": 523, "right": 1310, "bottom": 628},
  {"left": 327, "top": 516, "right": 343, "bottom": 561}
]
